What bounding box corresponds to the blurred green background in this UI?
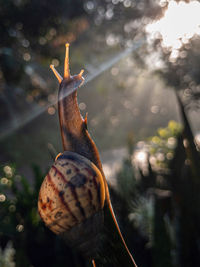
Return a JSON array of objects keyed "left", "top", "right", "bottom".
[{"left": 1, "top": 0, "right": 200, "bottom": 266}]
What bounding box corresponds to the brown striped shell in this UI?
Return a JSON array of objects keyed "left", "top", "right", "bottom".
[{"left": 38, "top": 151, "right": 105, "bottom": 235}]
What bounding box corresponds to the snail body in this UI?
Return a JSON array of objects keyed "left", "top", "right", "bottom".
[{"left": 38, "top": 44, "right": 107, "bottom": 258}]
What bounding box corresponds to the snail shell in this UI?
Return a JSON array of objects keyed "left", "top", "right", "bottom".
[{"left": 38, "top": 151, "right": 105, "bottom": 257}]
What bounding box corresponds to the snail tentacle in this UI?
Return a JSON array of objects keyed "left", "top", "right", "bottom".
[
  {"left": 50, "top": 64, "right": 63, "bottom": 83},
  {"left": 64, "top": 43, "right": 70, "bottom": 80}
]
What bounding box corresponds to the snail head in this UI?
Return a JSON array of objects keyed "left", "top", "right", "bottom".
[{"left": 50, "top": 43, "right": 85, "bottom": 93}]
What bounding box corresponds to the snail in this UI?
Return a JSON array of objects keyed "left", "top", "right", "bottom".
[{"left": 38, "top": 44, "right": 137, "bottom": 266}]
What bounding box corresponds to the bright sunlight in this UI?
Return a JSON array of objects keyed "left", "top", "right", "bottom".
[{"left": 146, "top": 0, "right": 200, "bottom": 57}]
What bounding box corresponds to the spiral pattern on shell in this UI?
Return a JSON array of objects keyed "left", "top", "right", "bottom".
[{"left": 38, "top": 151, "right": 105, "bottom": 235}]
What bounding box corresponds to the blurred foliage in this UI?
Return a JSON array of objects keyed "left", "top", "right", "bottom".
[
  {"left": 0, "top": 241, "right": 15, "bottom": 267},
  {"left": 0, "top": 0, "right": 85, "bottom": 82},
  {"left": 154, "top": 35, "right": 200, "bottom": 109},
  {"left": 0, "top": 0, "right": 87, "bottom": 119},
  {"left": 148, "top": 120, "right": 182, "bottom": 169},
  {"left": 115, "top": 95, "right": 200, "bottom": 267}
]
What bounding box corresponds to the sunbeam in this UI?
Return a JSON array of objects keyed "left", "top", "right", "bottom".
[{"left": 0, "top": 38, "right": 145, "bottom": 140}]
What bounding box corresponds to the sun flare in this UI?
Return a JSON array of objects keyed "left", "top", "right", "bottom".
[{"left": 146, "top": 0, "right": 200, "bottom": 54}]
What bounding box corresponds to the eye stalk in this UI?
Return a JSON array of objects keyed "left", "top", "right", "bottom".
[
  {"left": 64, "top": 43, "right": 70, "bottom": 80},
  {"left": 50, "top": 64, "right": 63, "bottom": 83},
  {"left": 50, "top": 43, "right": 84, "bottom": 84}
]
